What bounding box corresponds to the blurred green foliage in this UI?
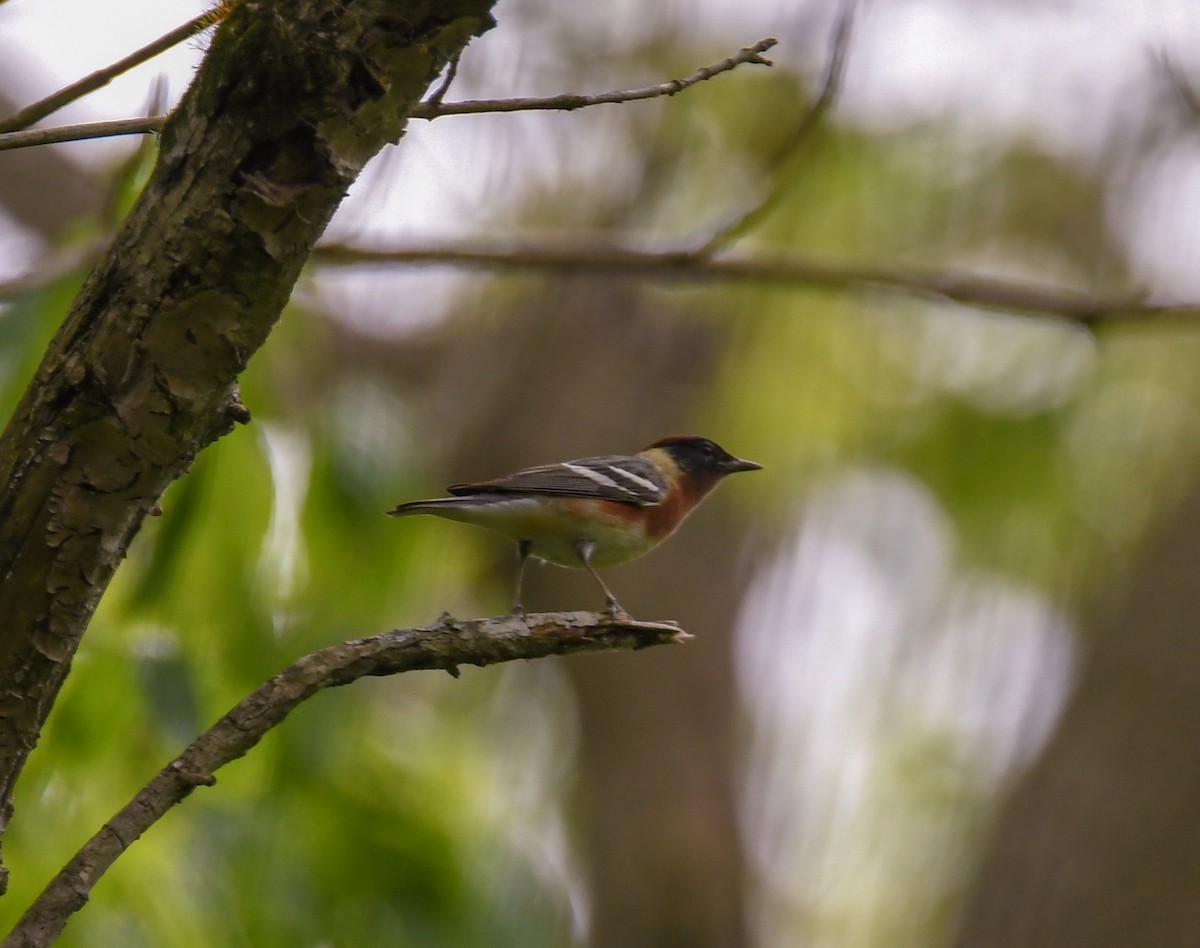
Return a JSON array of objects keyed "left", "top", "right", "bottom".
[
  {"left": 0, "top": 277, "right": 579, "bottom": 945},
  {"left": 3, "top": 21, "right": 1200, "bottom": 948}
]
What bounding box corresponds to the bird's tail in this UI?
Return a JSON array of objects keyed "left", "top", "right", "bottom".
[{"left": 386, "top": 495, "right": 501, "bottom": 517}]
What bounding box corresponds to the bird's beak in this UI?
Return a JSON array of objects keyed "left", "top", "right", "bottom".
[{"left": 722, "top": 457, "right": 762, "bottom": 474}]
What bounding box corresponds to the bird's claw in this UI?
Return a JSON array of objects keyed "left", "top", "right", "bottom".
[{"left": 605, "top": 598, "right": 632, "bottom": 622}]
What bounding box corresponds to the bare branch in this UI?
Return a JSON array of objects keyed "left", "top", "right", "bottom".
[
  {"left": 4, "top": 231, "right": 1186, "bottom": 328},
  {"left": 692, "top": 1, "right": 860, "bottom": 258},
  {"left": 422, "top": 52, "right": 463, "bottom": 110},
  {"left": 0, "top": 39, "right": 776, "bottom": 153},
  {"left": 6, "top": 230, "right": 1181, "bottom": 329},
  {"left": 312, "top": 240, "right": 1199, "bottom": 324},
  {"left": 1161, "top": 53, "right": 1200, "bottom": 120},
  {"left": 417, "top": 37, "right": 777, "bottom": 116},
  {"left": 0, "top": 4, "right": 230, "bottom": 135},
  {"left": 0, "top": 117, "right": 165, "bottom": 153},
  {"left": 4, "top": 611, "right": 687, "bottom": 948}
]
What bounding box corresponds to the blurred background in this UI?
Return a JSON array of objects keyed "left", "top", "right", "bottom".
[{"left": 3, "top": 0, "right": 1200, "bottom": 945}]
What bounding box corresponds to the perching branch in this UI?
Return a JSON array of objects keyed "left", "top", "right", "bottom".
[
  {"left": 312, "top": 241, "right": 1200, "bottom": 324},
  {"left": 0, "top": 39, "right": 776, "bottom": 153},
  {"left": 0, "top": 4, "right": 231, "bottom": 135},
  {"left": 3, "top": 611, "right": 687, "bottom": 948}
]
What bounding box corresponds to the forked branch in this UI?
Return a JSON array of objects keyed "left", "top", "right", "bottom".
[{"left": 0, "top": 4, "right": 233, "bottom": 135}]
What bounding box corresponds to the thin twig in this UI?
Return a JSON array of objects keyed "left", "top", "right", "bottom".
[
  {"left": 0, "top": 117, "right": 165, "bottom": 153},
  {"left": 3, "top": 233, "right": 1186, "bottom": 326},
  {"left": 414, "top": 37, "right": 777, "bottom": 117},
  {"left": 0, "top": 4, "right": 231, "bottom": 135},
  {"left": 312, "top": 241, "right": 1199, "bottom": 324},
  {"left": 422, "top": 52, "right": 462, "bottom": 110},
  {"left": 0, "top": 39, "right": 776, "bottom": 153},
  {"left": 692, "top": 2, "right": 859, "bottom": 258},
  {"left": 3, "top": 611, "right": 688, "bottom": 948},
  {"left": 1160, "top": 53, "right": 1200, "bottom": 120}
]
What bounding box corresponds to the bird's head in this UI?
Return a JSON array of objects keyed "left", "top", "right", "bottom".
[{"left": 645, "top": 436, "right": 762, "bottom": 480}]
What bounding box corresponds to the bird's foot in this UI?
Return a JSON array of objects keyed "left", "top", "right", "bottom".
[{"left": 605, "top": 597, "right": 632, "bottom": 622}]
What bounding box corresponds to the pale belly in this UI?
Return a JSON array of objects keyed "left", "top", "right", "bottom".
[
  {"left": 524, "top": 518, "right": 652, "bottom": 568},
  {"left": 433, "top": 496, "right": 656, "bottom": 568}
]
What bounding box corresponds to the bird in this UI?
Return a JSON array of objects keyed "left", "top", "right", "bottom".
[{"left": 387, "top": 435, "right": 762, "bottom": 617}]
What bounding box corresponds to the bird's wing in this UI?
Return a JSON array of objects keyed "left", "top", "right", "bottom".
[{"left": 447, "top": 454, "right": 668, "bottom": 507}]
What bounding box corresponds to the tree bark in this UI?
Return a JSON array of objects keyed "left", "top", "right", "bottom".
[
  {"left": 0, "top": 0, "right": 495, "bottom": 892},
  {"left": 953, "top": 475, "right": 1200, "bottom": 947}
]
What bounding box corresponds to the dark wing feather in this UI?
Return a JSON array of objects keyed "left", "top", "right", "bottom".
[{"left": 447, "top": 455, "right": 667, "bottom": 507}]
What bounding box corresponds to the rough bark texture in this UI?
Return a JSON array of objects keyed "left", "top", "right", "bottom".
[
  {"left": 953, "top": 477, "right": 1200, "bottom": 947},
  {"left": 0, "top": 0, "right": 496, "bottom": 892}
]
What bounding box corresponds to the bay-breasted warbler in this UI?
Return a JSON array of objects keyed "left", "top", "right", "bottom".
[{"left": 387, "top": 435, "right": 761, "bottom": 616}]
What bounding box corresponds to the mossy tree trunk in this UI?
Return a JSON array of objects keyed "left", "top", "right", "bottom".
[{"left": 0, "top": 0, "right": 495, "bottom": 892}]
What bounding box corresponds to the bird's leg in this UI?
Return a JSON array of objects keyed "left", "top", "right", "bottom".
[
  {"left": 512, "top": 540, "right": 531, "bottom": 617},
  {"left": 576, "top": 540, "right": 629, "bottom": 619}
]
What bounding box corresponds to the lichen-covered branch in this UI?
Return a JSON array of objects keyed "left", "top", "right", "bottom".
[
  {"left": 2, "top": 612, "right": 688, "bottom": 948},
  {"left": 0, "top": 0, "right": 497, "bottom": 893}
]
